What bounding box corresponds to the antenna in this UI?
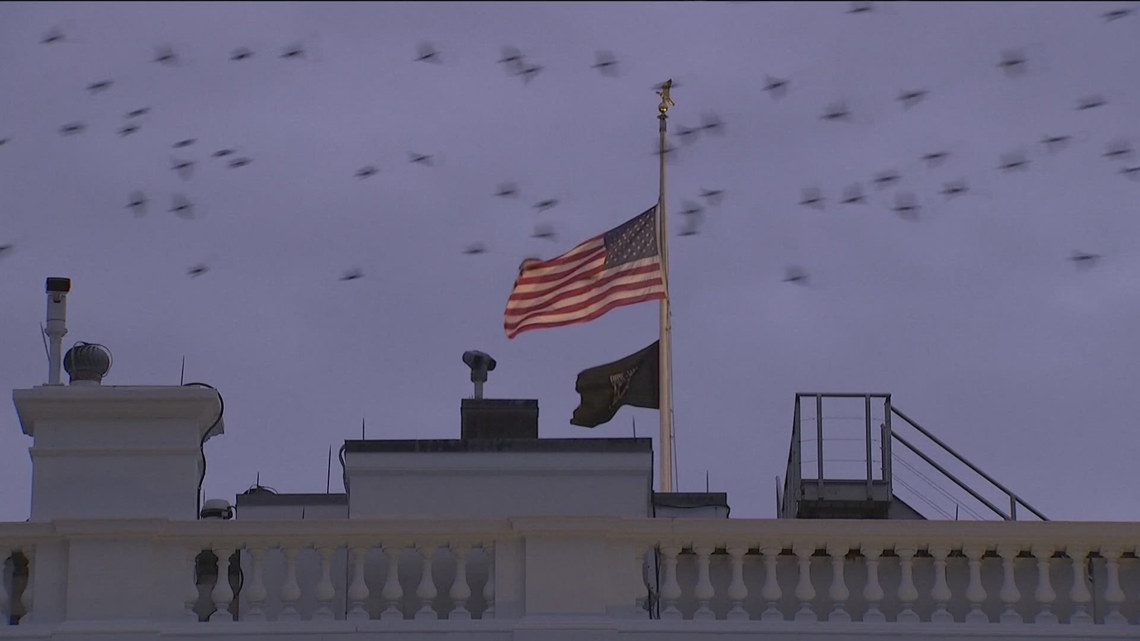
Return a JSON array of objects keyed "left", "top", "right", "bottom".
[
  {"left": 632, "top": 416, "right": 637, "bottom": 438},
  {"left": 705, "top": 470, "right": 709, "bottom": 493},
  {"left": 44, "top": 277, "right": 71, "bottom": 385},
  {"left": 361, "top": 416, "right": 365, "bottom": 440},
  {"left": 326, "top": 445, "right": 332, "bottom": 494},
  {"left": 180, "top": 356, "right": 186, "bottom": 385}
]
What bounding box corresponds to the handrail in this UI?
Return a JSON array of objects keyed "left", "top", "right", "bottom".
[
  {"left": 890, "top": 407, "right": 1049, "bottom": 521},
  {"left": 892, "top": 430, "right": 1011, "bottom": 520}
]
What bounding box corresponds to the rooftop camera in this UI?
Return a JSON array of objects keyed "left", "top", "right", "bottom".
[{"left": 462, "top": 350, "right": 496, "bottom": 399}]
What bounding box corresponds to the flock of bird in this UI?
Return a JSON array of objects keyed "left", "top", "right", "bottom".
[{"left": 0, "top": 2, "right": 1137, "bottom": 286}]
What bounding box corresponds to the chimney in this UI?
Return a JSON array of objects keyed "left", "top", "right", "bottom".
[{"left": 459, "top": 350, "right": 538, "bottom": 439}]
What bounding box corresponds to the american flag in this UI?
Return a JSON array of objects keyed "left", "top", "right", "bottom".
[{"left": 504, "top": 205, "right": 666, "bottom": 339}]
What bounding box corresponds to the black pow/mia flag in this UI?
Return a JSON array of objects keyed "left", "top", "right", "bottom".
[{"left": 570, "top": 341, "right": 660, "bottom": 428}]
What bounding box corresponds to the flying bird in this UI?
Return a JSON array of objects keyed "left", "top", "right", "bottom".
[
  {"left": 280, "top": 43, "right": 305, "bottom": 59},
  {"left": 783, "top": 266, "right": 809, "bottom": 284},
  {"left": 840, "top": 184, "right": 865, "bottom": 204},
  {"left": 463, "top": 243, "right": 487, "bottom": 255},
  {"left": 415, "top": 42, "right": 441, "bottom": 63},
  {"left": 799, "top": 187, "right": 824, "bottom": 210},
  {"left": 86, "top": 80, "right": 113, "bottom": 94},
  {"left": 998, "top": 151, "right": 1029, "bottom": 171},
  {"left": 153, "top": 45, "right": 178, "bottom": 65},
  {"left": 41, "top": 28, "right": 65, "bottom": 44},
  {"left": 228, "top": 157, "right": 253, "bottom": 168},
  {"left": 679, "top": 200, "right": 704, "bottom": 217},
  {"left": 339, "top": 268, "right": 364, "bottom": 281},
  {"left": 699, "top": 188, "right": 724, "bottom": 205},
  {"left": 1121, "top": 166, "right": 1140, "bottom": 180},
  {"left": 940, "top": 180, "right": 969, "bottom": 198},
  {"left": 1041, "top": 134, "right": 1071, "bottom": 152},
  {"left": 126, "top": 191, "right": 147, "bottom": 216},
  {"left": 170, "top": 194, "right": 194, "bottom": 219},
  {"left": 897, "top": 89, "right": 928, "bottom": 109},
  {"left": 1103, "top": 8, "right": 1133, "bottom": 21},
  {"left": 498, "top": 46, "right": 525, "bottom": 73},
  {"left": 1103, "top": 139, "right": 1133, "bottom": 160},
  {"left": 533, "top": 199, "right": 559, "bottom": 213},
  {"left": 172, "top": 138, "right": 196, "bottom": 149},
  {"left": 872, "top": 170, "right": 900, "bottom": 188},
  {"left": 171, "top": 158, "right": 194, "bottom": 180},
  {"left": 356, "top": 165, "right": 378, "bottom": 179},
  {"left": 821, "top": 101, "right": 850, "bottom": 121},
  {"left": 409, "top": 152, "right": 434, "bottom": 166},
  {"left": 230, "top": 47, "right": 254, "bottom": 61},
  {"left": 59, "top": 122, "right": 85, "bottom": 136},
  {"left": 212, "top": 149, "right": 235, "bottom": 158},
  {"left": 678, "top": 217, "right": 701, "bottom": 237},
  {"left": 847, "top": 2, "right": 874, "bottom": 14},
  {"left": 519, "top": 64, "right": 543, "bottom": 84},
  {"left": 997, "top": 49, "right": 1027, "bottom": 75},
  {"left": 591, "top": 51, "right": 619, "bottom": 75},
  {"left": 891, "top": 192, "right": 920, "bottom": 220},
  {"left": 495, "top": 181, "right": 517, "bottom": 197},
  {"left": 1068, "top": 251, "right": 1102, "bottom": 269},
  {"left": 1077, "top": 94, "right": 1107, "bottom": 110},
  {"left": 675, "top": 125, "right": 701, "bottom": 143},
  {"left": 187, "top": 264, "right": 209, "bottom": 278},
  {"left": 921, "top": 150, "right": 950, "bottom": 167},
  {"left": 0, "top": 137, "right": 9, "bottom": 147},
  {"left": 0, "top": 243, "right": 13, "bottom": 258},
  {"left": 699, "top": 113, "right": 724, "bottom": 134},
  {"left": 531, "top": 223, "right": 557, "bottom": 240},
  {"left": 125, "top": 107, "right": 150, "bottom": 118},
  {"left": 118, "top": 124, "right": 139, "bottom": 137},
  {"left": 762, "top": 76, "right": 789, "bottom": 99}
]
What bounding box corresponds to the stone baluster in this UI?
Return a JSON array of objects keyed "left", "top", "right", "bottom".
[
  {"left": 633, "top": 547, "right": 651, "bottom": 616},
  {"left": 19, "top": 547, "right": 33, "bottom": 624},
  {"left": 244, "top": 546, "right": 268, "bottom": 622},
  {"left": 314, "top": 546, "right": 337, "bottom": 621},
  {"left": 793, "top": 544, "right": 817, "bottom": 622},
  {"left": 895, "top": 547, "right": 919, "bottom": 623},
  {"left": 449, "top": 544, "right": 472, "bottom": 620},
  {"left": 415, "top": 543, "right": 438, "bottom": 620},
  {"left": 279, "top": 546, "right": 302, "bottom": 622},
  {"left": 185, "top": 548, "right": 202, "bottom": 622},
  {"left": 209, "top": 545, "right": 235, "bottom": 622},
  {"left": 726, "top": 546, "right": 749, "bottom": 621},
  {"left": 827, "top": 543, "right": 850, "bottom": 622},
  {"left": 693, "top": 545, "right": 716, "bottom": 620},
  {"left": 1032, "top": 545, "right": 1057, "bottom": 624},
  {"left": 1067, "top": 546, "right": 1092, "bottom": 624},
  {"left": 381, "top": 545, "right": 405, "bottom": 620},
  {"left": 482, "top": 545, "right": 495, "bottom": 619},
  {"left": 963, "top": 546, "right": 988, "bottom": 623},
  {"left": 347, "top": 546, "right": 371, "bottom": 622},
  {"left": 1101, "top": 547, "right": 1127, "bottom": 625},
  {"left": 660, "top": 546, "right": 683, "bottom": 620},
  {"left": 861, "top": 546, "right": 886, "bottom": 623},
  {"left": 929, "top": 545, "right": 953, "bottom": 623},
  {"left": 997, "top": 545, "right": 1022, "bottom": 623},
  {"left": 760, "top": 546, "right": 783, "bottom": 622}
]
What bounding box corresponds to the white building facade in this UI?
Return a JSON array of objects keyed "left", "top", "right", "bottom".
[{"left": 3, "top": 279, "right": 1140, "bottom": 641}]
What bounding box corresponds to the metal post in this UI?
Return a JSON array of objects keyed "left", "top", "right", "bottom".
[
  {"left": 865, "top": 394, "right": 873, "bottom": 499},
  {"left": 816, "top": 394, "right": 824, "bottom": 495},
  {"left": 882, "top": 396, "right": 893, "bottom": 497}
]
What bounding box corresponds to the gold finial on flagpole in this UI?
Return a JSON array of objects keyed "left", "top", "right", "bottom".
[{"left": 657, "top": 79, "right": 675, "bottom": 114}]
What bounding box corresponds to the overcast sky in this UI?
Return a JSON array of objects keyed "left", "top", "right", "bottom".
[{"left": 2, "top": 1, "right": 1139, "bottom": 523}]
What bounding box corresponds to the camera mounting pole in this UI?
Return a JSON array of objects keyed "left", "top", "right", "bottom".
[{"left": 462, "top": 350, "right": 497, "bottom": 400}]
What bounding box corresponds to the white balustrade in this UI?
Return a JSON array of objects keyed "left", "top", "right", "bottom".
[
  {"left": 449, "top": 544, "right": 471, "bottom": 620},
  {"left": 279, "top": 546, "right": 302, "bottom": 622},
  {"left": 313, "top": 546, "right": 336, "bottom": 620},
  {"left": 244, "top": 546, "right": 268, "bottom": 622},
  {"left": 793, "top": 544, "right": 817, "bottom": 622},
  {"left": 760, "top": 546, "right": 783, "bottom": 622},
  {"left": 209, "top": 545, "right": 235, "bottom": 622},
  {"left": 896, "top": 547, "right": 919, "bottom": 623},
  {"left": 1032, "top": 545, "right": 1057, "bottom": 624},
  {"left": 998, "top": 545, "right": 1022, "bottom": 623},
  {"left": 930, "top": 545, "right": 953, "bottom": 623},
  {"left": 964, "top": 546, "right": 988, "bottom": 623},
  {"left": 725, "top": 546, "right": 749, "bottom": 621},
  {"left": 346, "top": 546, "right": 370, "bottom": 621},
  {"left": 414, "top": 543, "right": 438, "bottom": 620},
  {"left": 862, "top": 545, "right": 886, "bottom": 623},
  {"left": 827, "top": 543, "right": 850, "bottom": 622},
  {"left": 1068, "top": 547, "right": 1093, "bottom": 624},
  {"left": 482, "top": 544, "right": 495, "bottom": 619},
  {"left": 660, "top": 545, "right": 683, "bottom": 620},
  {"left": 693, "top": 545, "right": 716, "bottom": 620},
  {"left": 380, "top": 545, "right": 404, "bottom": 620},
  {"left": 1102, "top": 547, "right": 1127, "bottom": 625}
]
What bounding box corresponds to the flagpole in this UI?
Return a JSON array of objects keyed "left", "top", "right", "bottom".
[{"left": 656, "top": 80, "right": 675, "bottom": 494}]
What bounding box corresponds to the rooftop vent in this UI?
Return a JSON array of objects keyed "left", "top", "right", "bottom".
[{"left": 63, "top": 342, "right": 112, "bottom": 385}]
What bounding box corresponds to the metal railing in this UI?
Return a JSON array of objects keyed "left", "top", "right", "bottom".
[{"left": 780, "top": 393, "right": 1047, "bottom": 521}]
